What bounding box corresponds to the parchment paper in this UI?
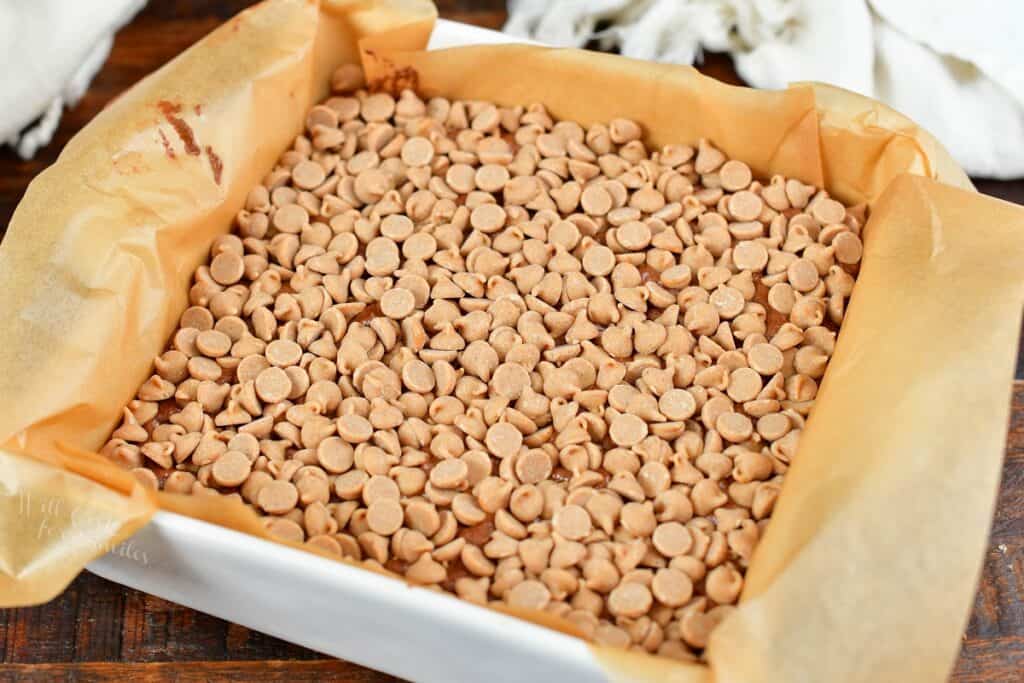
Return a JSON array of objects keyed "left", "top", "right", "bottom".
[{"left": 2, "top": 1, "right": 1022, "bottom": 682}]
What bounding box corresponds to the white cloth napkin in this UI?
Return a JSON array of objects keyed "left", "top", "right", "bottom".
[
  {"left": 505, "top": 0, "right": 1024, "bottom": 179},
  {"left": 0, "top": 0, "right": 146, "bottom": 159}
]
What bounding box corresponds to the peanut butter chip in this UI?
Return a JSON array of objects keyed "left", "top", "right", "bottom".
[
  {"left": 608, "top": 582, "right": 652, "bottom": 618},
  {"left": 470, "top": 204, "right": 507, "bottom": 233},
  {"left": 404, "top": 234, "right": 437, "bottom": 261},
  {"left": 362, "top": 93, "right": 395, "bottom": 122},
  {"left": 706, "top": 565, "right": 743, "bottom": 604},
  {"left": 365, "top": 237, "right": 400, "bottom": 276},
  {"left": 401, "top": 136, "right": 435, "bottom": 167},
  {"left": 621, "top": 502, "right": 656, "bottom": 536},
  {"left": 553, "top": 504, "right": 591, "bottom": 540},
  {"left": 181, "top": 306, "right": 214, "bottom": 330},
  {"left": 617, "top": 221, "right": 651, "bottom": 250},
  {"left": 273, "top": 204, "right": 309, "bottom": 233},
  {"left": 266, "top": 518, "right": 303, "bottom": 543},
  {"left": 812, "top": 198, "right": 846, "bottom": 224},
  {"left": 292, "top": 160, "right": 326, "bottom": 190},
  {"left": 727, "top": 367, "right": 762, "bottom": 403},
  {"left": 195, "top": 330, "right": 232, "bottom": 358},
  {"left": 430, "top": 459, "right": 469, "bottom": 489},
  {"left": 728, "top": 191, "right": 763, "bottom": 222},
  {"left": 787, "top": 258, "right": 819, "bottom": 292},
  {"left": 266, "top": 339, "right": 302, "bottom": 367},
  {"left": 660, "top": 265, "right": 692, "bottom": 288},
  {"left": 748, "top": 343, "right": 784, "bottom": 375},
  {"left": 610, "top": 413, "right": 648, "bottom": 447},
  {"left": 652, "top": 568, "right": 693, "bottom": 607},
  {"left": 515, "top": 450, "right": 553, "bottom": 484},
  {"left": 188, "top": 356, "right": 221, "bottom": 381},
  {"left": 367, "top": 499, "right": 404, "bottom": 535},
  {"left": 210, "top": 252, "right": 244, "bottom": 285},
  {"left": 258, "top": 480, "right": 298, "bottom": 514},
  {"left": 486, "top": 422, "right": 523, "bottom": 459},
  {"left": 659, "top": 389, "right": 696, "bottom": 421},
  {"left": 381, "top": 215, "right": 414, "bottom": 242},
  {"left": 757, "top": 413, "right": 791, "bottom": 440},
  {"left": 355, "top": 169, "right": 391, "bottom": 205},
  {"left": 582, "top": 245, "right": 615, "bottom": 276},
  {"left": 447, "top": 164, "right": 475, "bottom": 193},
  {"left": 716, "top": 412, "right": 753, "bottom": 442},
  {"left": 334, "top": 470, "right": 368, "bottom": 500},
  {"left": 652, "top": 522, "right": 692, "bottom": 557},
  {"left": 365, "top": 476, "right": 399, "bottom": 504},
  {"left": 733, "top": 241, "right": 768, "bottom": 271},
  {"left": 212, "top": 450, "right": 251, "bottom": 488},
  {"left": 833, "top": 231, "right": 863, "bottom": 264},
  {"left": 719, "top": 160, "right": 752, "bottom": 191},
  {"left": 507, "top": 580, "right": 551, "bottom": 610},
  {"left": 491, "top": 363, "right": 531, "bottom": 400},
  {"left": 475, "top": 165, "right": 509, "bottom": 192},
  {"left": 581, "top": 185, "right": 613, "bottom": 216},
  {"left": 504, "top": 176, "right": 539, "bottom": 204},
  {"left": 402, "top": 360, "right": 436, "bottom": 393},
  {"left": 710, "top": 286, "right": 744, "bottom": 318},
  {"left": 255, "top": 366, "right": 291, "bottom": 403},
  {"left": 380, "top": 288, "right": 416, "bottom": 319},
  {"left": 337, "top": 414, "right": 373, "bottom": 443},
  {"left": 317, "top": 436, "right": 353, "bottom": 474}
]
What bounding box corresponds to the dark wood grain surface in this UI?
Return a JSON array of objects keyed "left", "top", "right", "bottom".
[{"left": 1, "top": 1, "right": 1021, "bottom": 681}]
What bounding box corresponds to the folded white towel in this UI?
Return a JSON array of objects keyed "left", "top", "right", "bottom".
[
  {"left": 0, "top": 0, "right": 146, "bottom": 160},
  {"left": 5, "top": 0, "right": 1021, "bottom": 178},
  {"left": 505, "top": 0, "right": 1024, "bottom": 179}
]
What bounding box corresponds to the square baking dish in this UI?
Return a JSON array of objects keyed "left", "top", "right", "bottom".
[{"left": 52, "top": 5, "right": 1023, "bottom": 681}]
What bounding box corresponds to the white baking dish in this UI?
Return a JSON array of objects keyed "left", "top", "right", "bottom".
[{"left": 87, "top": 18, "right": 608, "bottom": 683}]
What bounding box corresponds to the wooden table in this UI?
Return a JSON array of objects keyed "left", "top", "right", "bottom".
[{"left": 1, "top": 2, "right": 1021, "bottom": 681}]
